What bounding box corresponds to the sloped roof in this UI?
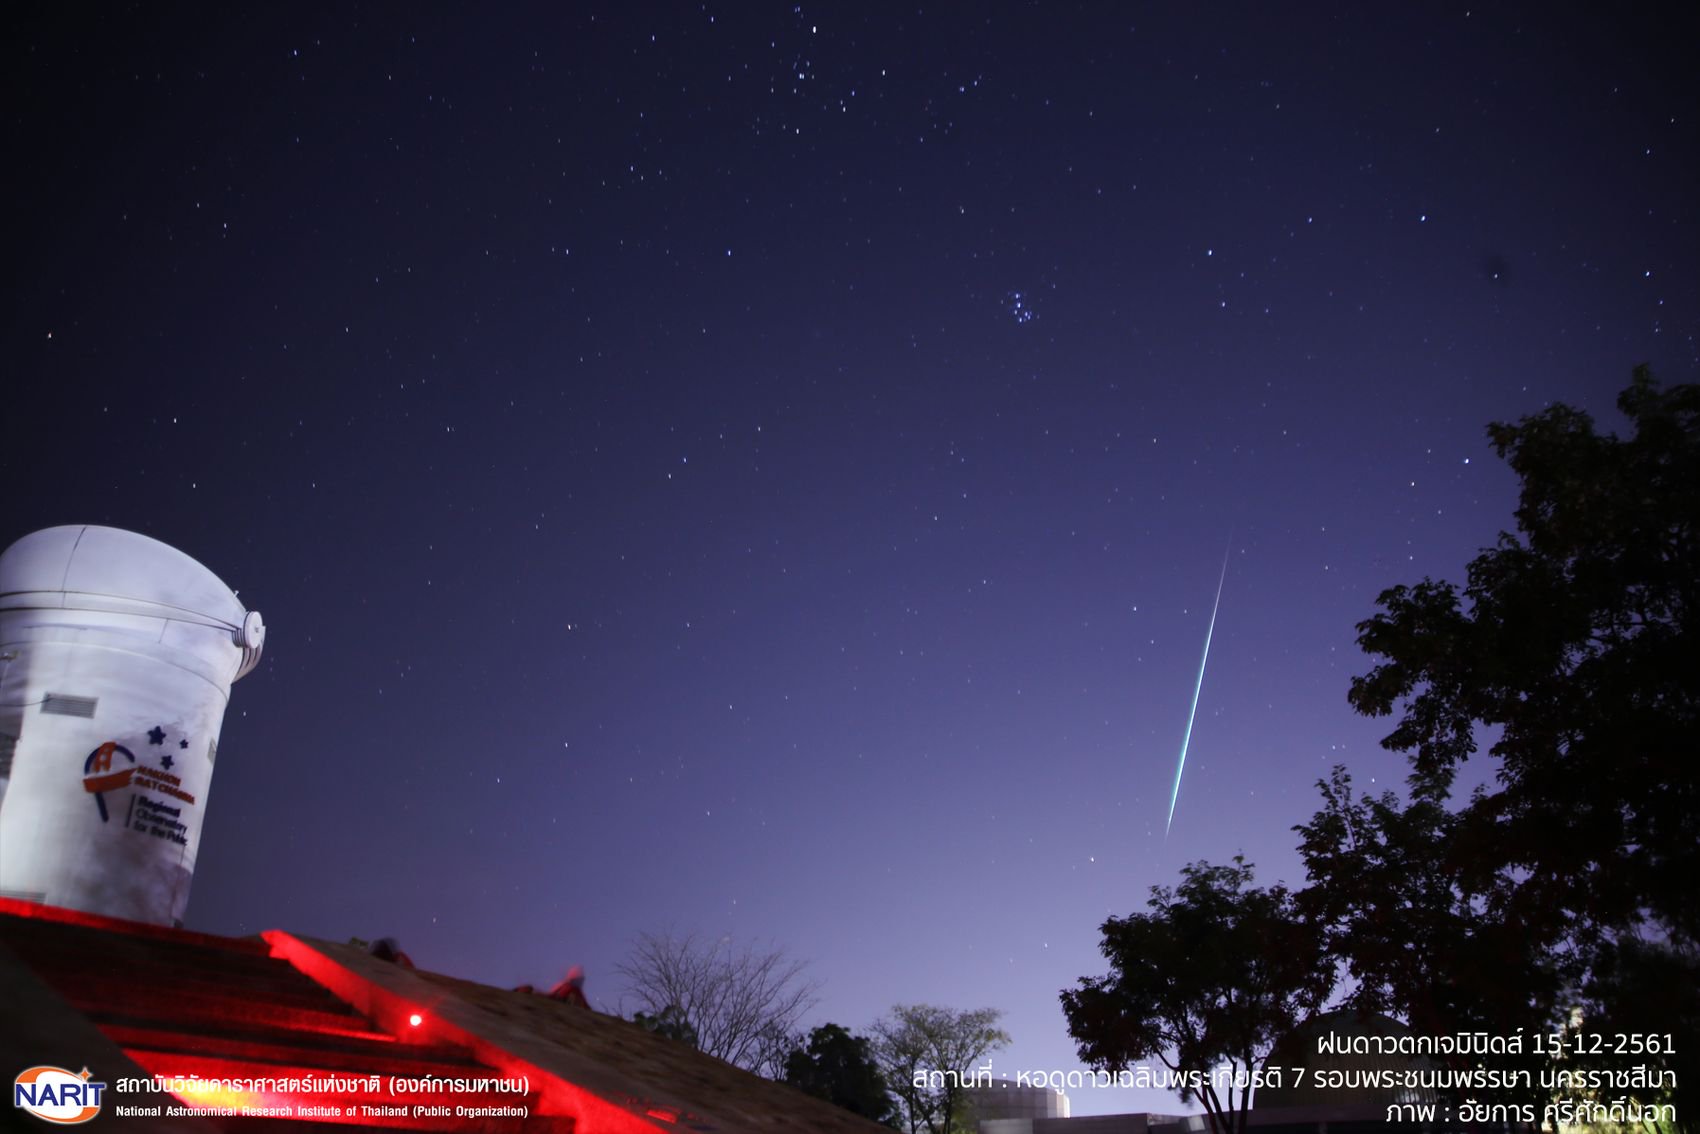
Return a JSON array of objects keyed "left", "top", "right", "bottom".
[
  {"left": 280, "top": 933, "right": 895, "bottom": 1133},
  {"left": 2, "top": 899, "right": 891, "bottom": 1133}
]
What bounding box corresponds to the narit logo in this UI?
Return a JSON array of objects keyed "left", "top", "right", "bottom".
[{"left": 13, "top": 1066, "right": 105, "bottom": 1125}]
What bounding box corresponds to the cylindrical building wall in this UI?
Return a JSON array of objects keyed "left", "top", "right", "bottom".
[
  {"left": 967, "top": 1081, "right": 1071, "bottom": 1123},
  {"left": 0, "top": 526, "right": 264, "bottom": 926}
]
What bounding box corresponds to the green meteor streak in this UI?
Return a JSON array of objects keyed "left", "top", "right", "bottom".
[{"left": 1166, "top": 544, "right": 1231, "bottom": 838}]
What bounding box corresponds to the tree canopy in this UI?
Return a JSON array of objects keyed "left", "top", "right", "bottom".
[
  {"left": 1577, "top": 935, "right": 1697, "bottom": 1130},
  {"left": 783, "top": 1023, "right": 897, "bottom": 1126},
  {"left": 1293, "top": 767, "right": 1561, "bottom": 1120},
  {"left": 1060, "top": 857, "right": 1331, "bottom": 1134},
  {"left": 1301, "top": 369, "right": 1697, "bottom": 1131},
  {"left": 870, "top": 1004, "right": 1009, "bottom": 1134},
  {"left": 1295, "top": 767, "right": 1565, "bottom": 1037},
  {"left": 632, "top": 1004, "right": 700, "bottom": 1049},
  {"left": 1346, "top": 368, "right": 1698, "bottom": 945}
]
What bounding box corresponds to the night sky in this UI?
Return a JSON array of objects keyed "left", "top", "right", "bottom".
[{"left": 8, "top": 4, "right": 1697, "bottom": 1117}]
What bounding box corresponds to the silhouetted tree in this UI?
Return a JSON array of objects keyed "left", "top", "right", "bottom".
[
  {"left": 633, "top": 1003, "right": 699, "bottom": 1048},
  {"left": 616, "top": 931, "right": 819, "bottom": 1073},
  {"left": 1307, "top": 369, "right": 1698, "bottom": 1129},
  {"left": 1061, "top": 857, "right": 1331, "bottom": 1134},
  {"left": 1347, "top": 368, "right": 1698, "bottom": 947},
  {"left": 871, "top": 1004, "right": 1008, "bottom": 1134},
  {"left": 1294, "top": 768, "right": 1562, "bottom": 1120},
  {"left": 1574, "top": 936, "right": 1696, "bottom": 1134},
  {"left": 784, "top": 1023, "right": 897, "bottom": 1126}
]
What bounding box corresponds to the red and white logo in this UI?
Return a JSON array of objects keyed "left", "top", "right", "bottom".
[{"left": 12, "top": 1066, "right": 105, "bottom": 1125}]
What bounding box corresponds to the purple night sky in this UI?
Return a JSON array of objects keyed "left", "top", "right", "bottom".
[{"left": 7, "top": 4, "right": 1695, "bottom": 1118}]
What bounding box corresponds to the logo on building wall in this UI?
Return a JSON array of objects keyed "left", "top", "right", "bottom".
[
  {"left": 12, "top": 1066, "right": 106, "bottom": 1125},
  {"left": 78, "top": 726, "right": 200, "bottom": 843},
  {"left": 81, "top": 742, "right": 136, "bottom": 821}
]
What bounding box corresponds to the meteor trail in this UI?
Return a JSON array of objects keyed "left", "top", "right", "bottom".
[{"left": 1166, "top": 543, "right": 1231, "bottom": 838}]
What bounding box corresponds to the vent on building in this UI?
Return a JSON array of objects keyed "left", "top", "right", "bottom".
[{"left": 41, "top": 694, "right": 99, "bottom": 718}]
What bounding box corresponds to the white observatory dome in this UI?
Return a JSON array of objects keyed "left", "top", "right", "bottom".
[
  {"left": 0, "top": 526, "right": 264, "bottom": 926},
  {"left": 0, "top": 525, "right": 265, "bottom": 680}
]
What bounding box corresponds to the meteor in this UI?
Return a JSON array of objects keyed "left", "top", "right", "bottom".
[{"left": 1166, "top": 543, "right": 1231, "bottom": 838}]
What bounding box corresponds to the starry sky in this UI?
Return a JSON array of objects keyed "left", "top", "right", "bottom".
[{"left": 7, "top": 3, "right": 1697, "bottom": 1118}]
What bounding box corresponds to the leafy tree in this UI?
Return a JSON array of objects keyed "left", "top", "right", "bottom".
[
  {"left": 633, "top": 1003, "right": 700, "bottom": 1047},
  {"left": 1296, "top": 767, "right": 1567, "bottom": 1030},
  {"left": 784, "top": 1023, "right": 897, "bottom": 1126},
  {"left": 1573, "top": 936, "right": 1697, "bottom": 1134},
  {"left": 1294, "top": 768, "right": 1563, "bottom": 1119},
  {"left": 1309, "top": 370, "right": 1698, "bottom": 1129},
  {"left": 615, "top": 931, "right": 819, "bottom": 1073},
  {"left": 1347, "top": 368, "right": 1698, "bottom": 947},
  {"left": 1060, "top": 857, "right": 1331, "bottom": 1134},
  {"left": 870, "top": 1004, "right": 1009, "bottom": 1134}
]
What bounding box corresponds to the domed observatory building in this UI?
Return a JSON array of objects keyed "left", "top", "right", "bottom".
[{"left": 0, "top": 526, "right": 264, "bottom": 927}]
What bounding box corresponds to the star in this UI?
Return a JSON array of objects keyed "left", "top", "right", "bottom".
[
  {"left": 161, "top": 754, "right": 175, "bottom": 770},
  {"left": 179, "top": 738, "right": 189, "bottom": 748},
  {"left": 147, "top": 726, "right": 166, "bottom": 745}
]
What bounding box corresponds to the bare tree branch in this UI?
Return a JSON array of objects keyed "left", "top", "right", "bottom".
[{"left": 614, "top": 930, "right": 820, "bottom": 1074}]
